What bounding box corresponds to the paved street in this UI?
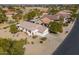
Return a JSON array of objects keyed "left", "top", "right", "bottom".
[{"left": 53, "top": 19, "right": 79, "bottom": 55}]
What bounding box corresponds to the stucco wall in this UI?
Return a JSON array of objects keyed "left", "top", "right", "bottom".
[
  {"left": 34, "top": 28, "right": 49, "bottom": 37},
  {"left": 17, "top": 26, "right": 49, "bottom": 37}
]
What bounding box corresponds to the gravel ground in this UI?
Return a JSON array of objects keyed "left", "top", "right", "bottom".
[
  {"left": 24, "top": 21, "right": 75, "bottom": 55},
  {"left": 0, "top": 20, "right": 75, "bottom": 55}
]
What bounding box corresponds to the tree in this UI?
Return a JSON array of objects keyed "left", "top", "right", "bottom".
[
  {"left": 12, "top": 13, "right": 22, "bottom": 22},
  {"left": 23, "top": 10, "right": 37, "bottom": 21},
  {"left": 9, "top": 39, "right": 27, "bottom": 55},
  {"left": 0, "top": 47, "right": 7, "bottom": 55},
  {"left": 48, "top": 8, "right": 59, "bottom": 15},
  {"left": 0, "top": 38, "right": 27, "bottom": 55},
  {"left": 33, "top": 9, "right": 42, "bottom": 17},
  {"left": 48, "top": 21, "right": 63, "bottom": 34},
  {"left": 71, "top": 13, "right": 77, "bottom": 19},
  {"left": 27, "top": 11, "right": 36, "bottom": 20},
  {"left": 0, "top": 38, "right": 12, "bottom": 55},
  {"left": 10, "top": 24, "right": 18, "bottom": 34},
  {"left": 23, "top": 9, "right": 42, "bottom": 21},
  {"left": 16, "top": 9, "right": 23, "bottom": 14},
  {"left": 0, "top": 8, "right": 7, "bottom": 23}
]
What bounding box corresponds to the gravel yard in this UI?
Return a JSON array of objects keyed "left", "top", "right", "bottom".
[
  {"left": 0, "top": 20, "right": 75, "bottom": 55},
  {"left": 24, "top": 21, "right": 75, "bottom": 55}
]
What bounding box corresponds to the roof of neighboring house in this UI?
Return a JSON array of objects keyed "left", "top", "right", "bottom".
[
  {"left": 40, "top": 15, "right": 59, "bottom": 24},
  {"left": 17, "top": 21, "right": 48, "bottom": 33},
  {"left": 59, "top": 10, "right": 72, "bottom": 13},
  {"left": 56, "top": 10, "right": 72, "bottom": 18},
  {"left": 3, "top": 7, "right": 16, "bottom": 15},
  {"left": 5, "top": 10, "right": 16, "bottom": 15},
  {"left": 41, "top": 15, "right": 59, "bottom": 20},
  {"left": 40, "top": 10, "right": 72, "bottom": 24},
  {"left": 2, "top": 7, "right": 8, "bottom": 10}
]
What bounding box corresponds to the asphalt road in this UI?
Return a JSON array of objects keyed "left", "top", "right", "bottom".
[{"left": 53, "top": 19, "right": 79, "bottom": 55}]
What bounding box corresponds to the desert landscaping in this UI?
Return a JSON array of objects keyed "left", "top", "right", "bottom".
[{"left": 0, "top": 5, "right": 78, "bottom": 55}]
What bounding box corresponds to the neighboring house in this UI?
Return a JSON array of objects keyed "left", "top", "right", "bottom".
[
  {"left": 2, "top": 7, "right": 17, "bottom": 16},
  {"left": 40, "top": 10, "right": 72, "bottom": 24},
  {"left": 40, "top": 14, "right": 60, "bottom": 25},
  {"left": 2, "top": 7, "right": 17, "bottom": 22},
  {"left": 4, "top": 10, "right": 16, "bottom": 16},
  {"left": 56, "top": 10, "right": 72, "bottom": 23},
  {"left": 16, "top": 21, "right": 49, "bottom": 37},
  {"left": 42, "top": 12, "right": 48, "bottom": 16},
  {"left": 2, "top": 7, "right": 8, "bottom": 11}
]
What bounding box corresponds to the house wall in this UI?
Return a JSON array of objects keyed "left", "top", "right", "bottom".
[
  {"left": 63, "top": 18, "right": 67, "bottom": 23},
  {"left": 18, "top": 27, "right": 23, "bottom": 30},
  {"left": 63, "top": 17, "right": 70, "bottom": 23},
  {"left": 17, "top": 26, "right": 32, "bottom": 36},
  {"left": 26, "top": 30, "right": 32, "bottom": 36},
  {"left": 43, "top": 28, "right": 49, "bottom": 36},
  {"left": 34, "top": 28, "right": 49, "bottom": 37},
  {"left": 17, "top": 25, "right": 49, "bottom": 37}
]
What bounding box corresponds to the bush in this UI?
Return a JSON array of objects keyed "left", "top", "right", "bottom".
[
  {"left": 31, "top": 41, "right": 34, "bottom": 44},
  {"left": 3, "top": 26, "right": 9, "bottom": 29},
  {"left": 27, "top": 42, "right": 30, "bottom": 44},
  {"left": 7, "top": 20, "right": 15, "bottom": 24},
  {"left": 40, "top": 41, "right": 43, "bottom": 44},
  {"left": 10, "top": 24, "right": 18, "bottom": 34},
  {"left": 32, "top": 35, "right": 38, "bottom": 39},
  {"left": 40, "top": 37, "right": 47, "bottom": 41},
  {"left": 63, "top": 23, "right": 69, "bottom": 26}
]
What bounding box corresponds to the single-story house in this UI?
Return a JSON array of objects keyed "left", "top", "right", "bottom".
[
  {"left": 16, "top": 21, "right": 49, "bottom": 37},
  {"left": 2, "top": 7, "right": 17, "bottom": 22},
  {"left": 40, "top": 14, "right": 60, "bottom": 24},
  {"left": 56, "top": 10, "right": 72, "bottom": 23},
  {"left": 40, "top": 10, "right": 72, "bottom": 24},
  {"left": 2, "top": 7, "right": 17, "bottom": 16},
  {"left": 56, "top": 10, "right": 72, "bottom": 18}
]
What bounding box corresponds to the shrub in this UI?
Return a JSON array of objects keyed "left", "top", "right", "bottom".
[
  {"left": 63, "top": 23, "right": 68, "bottom": 26},
  {"left": 31, "top": 41, "right": 34, "bottom": 44},
  {"left": 27, "top": 42, "right": 30, "bottom": 44},
  {"left": 40, "top": 41, "right": 43, "bottom": 44},
  {"left": 3, "top": 26, "right": 9, "bottom": 29},
  {"left": 40, "top": 37, "right": 47, "bottom": 41},
  {"left": 32, "top": 35, "right": 38, "bottom": 39},
  {"left": 10, "top": 24, "right": 18, "bottom": 34}
]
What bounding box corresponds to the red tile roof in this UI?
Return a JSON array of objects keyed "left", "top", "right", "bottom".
[{"left": 40, "top": 14, "right": 59, "bottom": 24}]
